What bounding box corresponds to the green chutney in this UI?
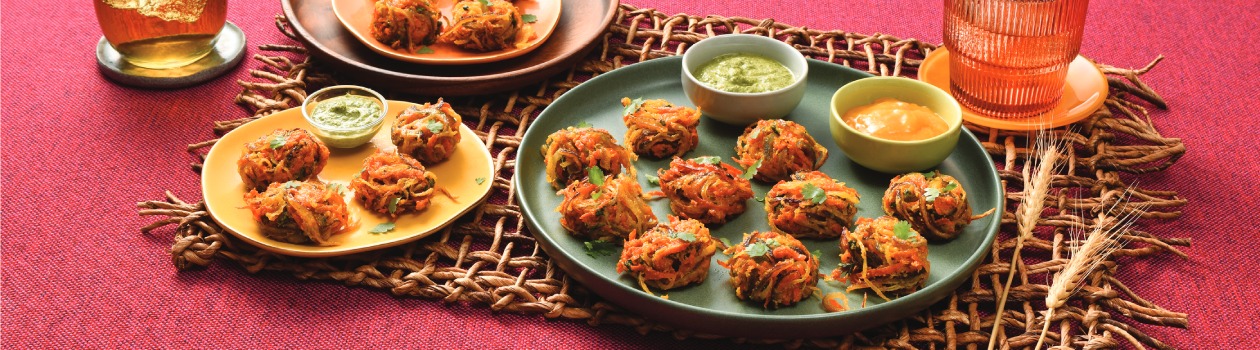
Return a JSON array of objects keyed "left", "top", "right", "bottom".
[
  {"left": 309, "top": 94, "right": 384, "bottom": 148},
  {"left": 311, "top": 94, "right": 382, "bottom": 129},
  {"left": 695, "top": 53, "right": 794, "bottom": 93}
]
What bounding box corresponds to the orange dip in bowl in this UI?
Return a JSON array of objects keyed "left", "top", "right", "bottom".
[{"left": 842, "top": 98, "right": 948, "bottom": 141}]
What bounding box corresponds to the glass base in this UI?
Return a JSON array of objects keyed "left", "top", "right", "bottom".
[{"left": 96, "top": 21, "right": 246, "bottom": 89}]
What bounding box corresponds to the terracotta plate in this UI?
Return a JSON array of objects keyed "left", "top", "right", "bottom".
[
  {"left": 919, "top": 48, "right": 1109, "bottom": 131},
  {"left": 331, "top": 0, "right": 561, "bottom": 65},
  {"left": 281, "top": 0, "right": 618, "bottom": 95},
  {"left": 515, "top": 57, "right": 1003, "bottom": 338},
  {"left": 202, "top": 101, "right": 495, "bottom": 257}
]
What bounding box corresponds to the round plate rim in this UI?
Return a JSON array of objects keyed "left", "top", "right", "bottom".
[
  {"left": 514, "top": 56, "right": 1003, "bottom": 337},
  {"left": 279, "top": 0, "right": 618, "bottom": 83}
]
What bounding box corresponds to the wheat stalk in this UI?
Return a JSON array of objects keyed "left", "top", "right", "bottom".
[
  {"left": 987, "top": 131, "right": 1064, "bottom": 350},
  {"left": 1033, "top": 187, "right": 1147, "bottom": 350}
]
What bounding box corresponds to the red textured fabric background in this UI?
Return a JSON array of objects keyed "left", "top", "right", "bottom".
[{"left": 2, "top": 0, "right": 1256, "bottom": 348}]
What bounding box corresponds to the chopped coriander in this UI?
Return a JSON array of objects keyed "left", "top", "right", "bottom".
[
  {"left": 576, "top": 121, "right": 592, "bottom": 128},
  {"left": 741, "top": 158, "right": 762, "bottom": 180},
  {"left": 588, "top": 167, "right": 605, "bottom": 185},
  {"left": 669, "top": 231, "right": 697, "bottom": 243},
  {"left": 425, "top": 119, "right": 443, "bottom": 133},
  {"left": 591, "top": 191, "right": 602, "bottom": 200},
  {"left": 943, "top": 181, "right": 958, "bottom": 192},
  {"left": 646, "top": 175, "right": 660, "bottom": 186},
  {"left": 893, "top": 220, "right": 913, "bottom": 240},
  {"left": 269, "top": 134, "right": 286, "bottom": 149},
  {"left": 812, "top": 249, "right": 822, "bottom": 258},
  {"left": 746, "top": 241, "right": 769, "bottom": 257},
  {"left": 693, "top": 156, "right": 721, "bottom": 165},
  {"left": 765, "top": 238, "right": 781, "bottom": 248},
  {"left": 475, "top": 177, "right": 486, "bottom": 185},
  {"left": 802, "top": 183, "right": 826, "bottom": 204},
  {"left": 369, "top": 222, "right": 396, "bottom": 234},
  {"left": 923, "top": 171, "right": 937, "bottom": 180},
  {"left": 477, "top": 0, "right": 490, "bottom": 6},
  {"left": 415, "top": 46, "right": 435, "bottom": 54},
  {"left": 747, "top": 127, "right": 761, "bottom": 140},
  {"left": 719, "top": 237, "right": 733, "bottom": 247},
  {"left": 924, "top": 187, "right": 942, "bottom": 202},
  {"left": 584, "top": 240, "right": 618, "bottom": 257},
  {"left": 282, "top": 181, "right": 302, "bottom": 189},
  {"left": 388, "top": 196, "right": 401, "bottom": 214},
  {"left": 622, "top": 97, "right": 644, "bottom": 116},
  {"left": 521, "top": 14, "right": 538, "bottom": 23},
  {"left": 327, "top": 183, "right": 344, "bottom": 194}
]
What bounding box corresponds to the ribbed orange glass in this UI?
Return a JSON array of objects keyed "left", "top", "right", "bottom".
[{"left": 944, "top": 0, "right": 1089, "bottom": 119}]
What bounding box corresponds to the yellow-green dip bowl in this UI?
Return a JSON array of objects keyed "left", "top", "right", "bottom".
[
  {"left": 302, "top": 85, "right": 388, "bottom": 148},
  {"left": 829, "top": 77, "right": 962, "bottom": 174},
  {"left": 681, "top": 34, "right": 808, "bottom": 125}
]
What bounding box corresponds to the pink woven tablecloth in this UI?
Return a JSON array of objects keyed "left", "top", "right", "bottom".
[{"left": 3, "top": 0, "right": 1257, "bottom": 348}]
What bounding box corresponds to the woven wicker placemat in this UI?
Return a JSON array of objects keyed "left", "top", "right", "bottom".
[{"left": 139, "top": 5, "right": 1190, "bottom": 348}]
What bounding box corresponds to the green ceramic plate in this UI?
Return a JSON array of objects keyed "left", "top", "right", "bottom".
[{"left": 515, "top": 56, "right": 1002, "bottom": 338}]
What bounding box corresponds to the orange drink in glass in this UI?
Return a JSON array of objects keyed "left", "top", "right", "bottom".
[{"left": 944, "top": 0, "right": 1089, "bottom": 118}]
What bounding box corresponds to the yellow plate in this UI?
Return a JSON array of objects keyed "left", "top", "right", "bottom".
[
  {"left": 919, "top": 47, "right": 1108, "bottom": 131},
  {"left": 202, "top": 101, "right": 495, "bottom": 257},
  {"left": 332, "top": 0, "right": 562, "bottom": 65}
]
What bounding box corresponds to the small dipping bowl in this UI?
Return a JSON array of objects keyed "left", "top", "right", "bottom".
[
  {"left": 681, "top": 34, "right": 808, "bottom": 125},
  {"left": 829, "top": 77, "right": 962, "bottom": 173},
  {"left": 302, "top": 85, "right": 388, "bottom": 148}
]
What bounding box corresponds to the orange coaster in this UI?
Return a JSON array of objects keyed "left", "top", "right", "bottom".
[{"left": 919, "top": 48, "right": 1108, "bottom": 131}]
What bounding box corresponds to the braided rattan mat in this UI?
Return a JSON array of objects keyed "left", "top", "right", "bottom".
[{"left": 139, "top": 5, "right": 1190, "bottom": 349}]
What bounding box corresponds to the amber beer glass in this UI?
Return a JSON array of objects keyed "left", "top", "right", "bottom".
[
  {"left": 944, "top": 0, "right": 1089, "bottom": 118},
  {"left": 94, "top": 0, "right": 228, "bottom": 69}
]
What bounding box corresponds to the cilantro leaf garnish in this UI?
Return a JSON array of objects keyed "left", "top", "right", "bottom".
[
  {"left": 923, "top": 171, "right": 937, "bottom": 180},
  {"left": 646, "top": 175, "right": 660, "bottom": 186},
  {"left": 369, "top": 222, "right": 396, "bottom": 234},
  {"left": 521, "top": 14, "right": 538, "bottom": 23},
  {"left": 669, "top": 231, "right": 697, "bottom": 243},
  {"left": 812, "top": 249, "right": 822, "bottom": 258},
  {"left": 282, "top": 181, "right": 301, "bottom": 189},
  {"left": 415, "top": 46, "right": 435, "bottom": 54},
  {"left": 588, "top": 167, "right": 605, "bottom": 185},
  {"left": 327, "top": 183, "right": 344, "bottom": 194},
  {"left": 269, "top": 134, "right": 286, "bottom": 149},
  {"left": 893, "top": 220, "right": 913, "bottom": 240},
  {"left": 475, "top": 177, "right": 486, "bottom": 185},
  {"left": 802, "top": 183, "right": 826, "bottom": 204},
  {"left": 584, "top": 240, "right": 619, "bottom": 257},
  {"left": 693, "top": 156, "right": 722, "bottom": 165},
  {"left": 425, "top": 119, "right": 443, "bottom": 133},
  {"left": 924, "top": 187, "right": 941, "bottom": 202},
  {"left": 719, "top": 237, "right": 733, "bottom": 248},
  {"left": 388, "top": 196, "right": 401, "bottom": 214},
  {"left": 943, "top": 181, "right": 958, "bottom": 192},
  {"left": 576, "top": 121, "right": 592, "bottom": 128},
  {"left": 477, "top": 0, "right": 490, "bottom": 7},
  {"left": 746, "top": 241, "right": 769, "bottom": 257},
  {"left": 622, "top": 97, "right": 644, "bottom": 116},
  {"left": 590, "top": 191, "right": 602, "bottom": 200},
  {"left": 741, "top": 158, "right": 762, "bottom": 180}
]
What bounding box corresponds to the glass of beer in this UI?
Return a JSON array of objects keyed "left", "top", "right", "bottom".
[
  {"left": 94, "top": 0, "right": 229, "bottom": 70},
  {"left": 943, "top": 0, "right": 1089, "bottom": 119}
]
